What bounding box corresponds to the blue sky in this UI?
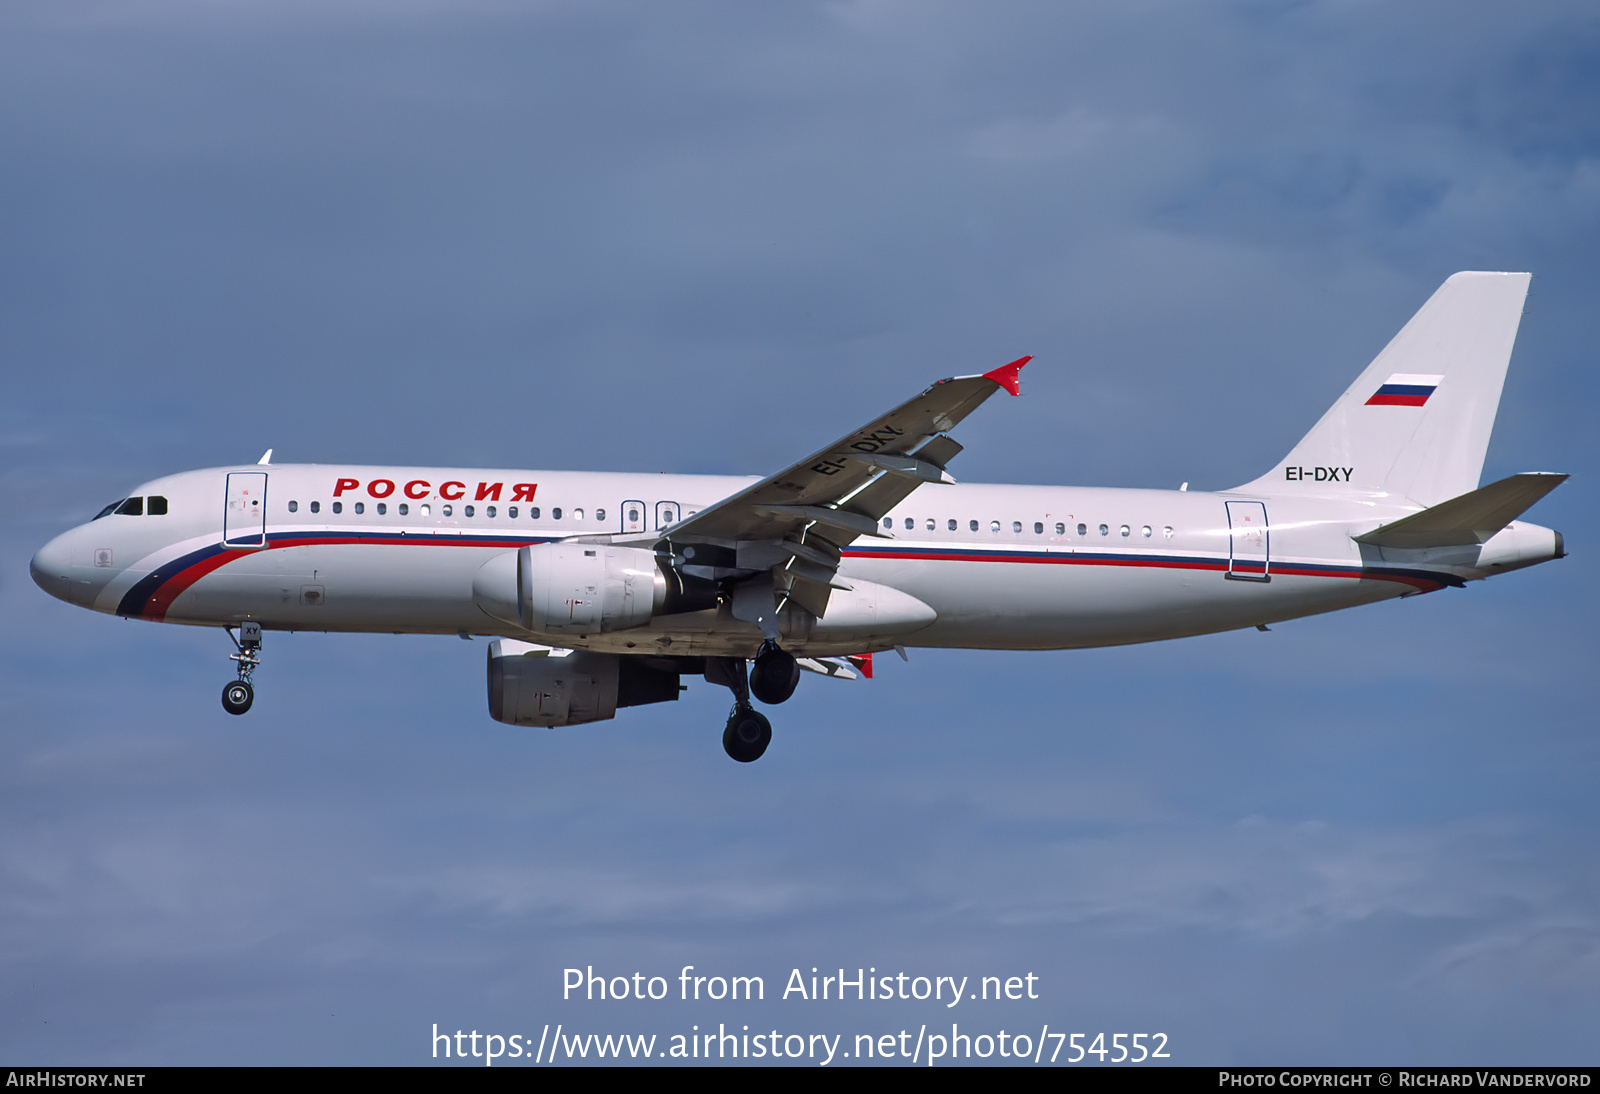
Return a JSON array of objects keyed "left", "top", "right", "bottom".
[{"left": 2, "top": 0, "right": 1596, "bottom": 1065}]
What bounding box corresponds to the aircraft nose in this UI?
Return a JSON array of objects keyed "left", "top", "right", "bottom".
[{"left": 31, "top": 532, "right": 94, "bottom": 607}]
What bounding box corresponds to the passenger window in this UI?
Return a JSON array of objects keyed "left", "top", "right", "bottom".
[
  {"left": 597, "top": 508, "right": 606, "bottom": 521},
  {"left": 1012, "top": 521, "right": 1022, "bottom": 533},
  {"left": 508, "top": 506, "right": 518, "bottom": 518},
  {"left": 883, "top": 517, "right": 892, "bottom": 529},
  {"left": 530, "top": 507, "right": 540, "bottom": 519},
  {"left": 354, "top": 502, "right": 365, "bottom": 514},
  {"left": 1142, "top": 525, "right": 1152, "bottom": 538},
  {"left": 147, "top": 496, "right": 168, "bottom": 515},
  {"left": 399, "top": 503, "right": 409, "bottom": 516},
  {"left": 947, "top": 519, "right": 956, "bottom": 531},
  {"left": 332, "top": 502, "right": 343, "bottom": 514},
  {"left": 441, "top": 504, "right": 451, "bottom": 517},
  {"left": 1077, "top": 523, "right": 1087, "bottom": 536},
  {"left": 115, "top": 497, "right": 143, "bottom": 516},
  {"left": 1098, "top": 524, "right": 1108, "bottom": 536},
  {"left": 1120, "top": 524, "right": 1130, "bottom": 537},
  {"left": 1033, "top": 522, "right": 1043, "bottom": 534},
  {"left": 376, "top": 503, "right": 387, "bottom": 515},
  {"left": 905, "top": 517, "right": 914, "bottom": 530},
  {"left": 464, "top": 505, "right": 475, "bottom": 517},
  {"left": 990, "top": 520, "right": 1000, "bottom": 533},
  {"left": 629, "top": 508, "right": 641, "bottom": 523},
  {"left": 419, "top": 503, "right": 429, "bottom": 516},
  {"left": 969, "top": 520, "right": 979, "bottom": 532},
  {"left": 288, "top": 500, "right": 299, "bottom": 513},
  {"left": 486, "top": 506, "right": 497, "bottom": 518},
  {"left": 926, "top": 518, "right": 935, "bottom": 531},
  {"left": 552, "top": 507, "right": 562, "bottom": 520},
  {"left": 1164, "top": 526, "right": 1174, "bottom": 539},
  {"left": 310, "top": 501, "right": 321, "bottom": 514},
  {"left": 1055, "top": 522, "right": 1065, "bottom": 535},
  {"left": 574, "top": 508, "right": 584, "bottom": 521}
]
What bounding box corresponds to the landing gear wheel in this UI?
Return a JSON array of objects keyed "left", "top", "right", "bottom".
[
  {"left": 722, "top": 706, "right": 772, "bottom": 763},
  {"left": 222, "top": 624, "right": 262, "bottom": 715},
  {"left": 221, "top": 679, "right": 254, "bottom": 715},
  {"left": 749, "top": 641, "right": 800, "bottom": 705}
]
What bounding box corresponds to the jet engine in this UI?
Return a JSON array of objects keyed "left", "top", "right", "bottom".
[
  {"left": 473, "top": 543, "right": 667, "bottom": 636},
  {"left": 487, "top": 639, "right": 680, "bottom": 727}
]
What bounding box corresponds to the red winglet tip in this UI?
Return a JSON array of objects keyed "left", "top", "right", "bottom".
[
  {"left": 847, "top": 651, "right": 874, "bottom": 680},
  {"left": 983, "top": 355, "right": 1031, "bottom": 396}
]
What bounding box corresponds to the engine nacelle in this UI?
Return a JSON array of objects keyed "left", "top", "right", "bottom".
[
  {"left": 473, "top": 543, "right": 667, "bottom": 636},
  {"left": 486, "top": 640, "right": 680, "bottom": 727}
]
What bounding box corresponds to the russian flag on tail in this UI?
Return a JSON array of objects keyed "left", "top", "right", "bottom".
[{"left": 1366, "top": 373, "right": 1443, "bottom": 407}]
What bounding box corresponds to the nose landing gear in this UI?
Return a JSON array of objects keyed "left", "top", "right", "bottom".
[{"left": 221, "top": 622, "right": 261, "bottom": 715}]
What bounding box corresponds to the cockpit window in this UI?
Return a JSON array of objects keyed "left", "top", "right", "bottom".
[
  {"left": 93, "top": 500, "right": 125, "bottom": 520},
  {"left": 147, "top": 496, "right": 168, "bottom": 515},
  {"left": 114, "top": 497, "right": 144, "bottom": 516}
]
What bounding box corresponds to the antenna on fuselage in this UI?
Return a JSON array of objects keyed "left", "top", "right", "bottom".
[{"left": 257, "top": 449, "right": 273, "bottom": 466}]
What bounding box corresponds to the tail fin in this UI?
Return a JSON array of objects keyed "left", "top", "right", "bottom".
[{"left": 1234, "top": 272, "right": 1531, "bottom": 505}]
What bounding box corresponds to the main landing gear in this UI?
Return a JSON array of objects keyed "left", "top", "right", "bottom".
[
  {"left": 749, "top": 639, "right": 800, "bottom": 706},
  {"left": 221, "top": 622, "right": 261, "bottom": 715},
  {"left": 723, "top": 705, "right": 772, "bottom": 764},
  {"left": 707, "top": 646, "right": 796, "bottom": 763}
]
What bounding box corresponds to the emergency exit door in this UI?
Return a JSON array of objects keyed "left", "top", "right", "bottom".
[{"left": 620, "top": 500, "right": 646, "bottom": 533}]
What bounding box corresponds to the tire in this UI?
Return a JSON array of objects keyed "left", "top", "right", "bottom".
[
  {"left": 722, "top": 707, "right": 772, "bottom": 762},
  {"left": 749, "top": 645, "right": 800, "bottom": 705},
  {"left": 221, "top": 679, "right": 254, "bottom": 715}
]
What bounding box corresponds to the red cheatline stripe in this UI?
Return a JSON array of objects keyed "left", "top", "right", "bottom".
[{"left": 141, "top": 551, "right": 241, "bottom": 621}]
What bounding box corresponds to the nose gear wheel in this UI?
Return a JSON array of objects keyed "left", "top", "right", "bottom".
[
  {"left": 221, "top": 622, "right": 262, "bottom": 717},
  {"left": 221, "top": 679, "right": 254, "bottom": 714}
]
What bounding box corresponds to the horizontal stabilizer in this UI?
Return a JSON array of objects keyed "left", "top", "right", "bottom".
[{"left": 1354, "top": 472, "right": 1567, "bottom": 548}]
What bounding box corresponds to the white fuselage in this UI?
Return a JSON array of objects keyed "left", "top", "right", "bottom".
[{"left": 30, "top": 463, "right": 1562, "bottom": 659}]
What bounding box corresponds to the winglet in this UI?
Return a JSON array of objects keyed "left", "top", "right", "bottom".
[{"left": 983, "top": 355, "right": 1031, "bottom": 396}]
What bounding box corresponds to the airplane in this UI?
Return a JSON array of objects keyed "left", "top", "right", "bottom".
[{"left": 30, "top": 272, "right": 1566, "bottom": 762}]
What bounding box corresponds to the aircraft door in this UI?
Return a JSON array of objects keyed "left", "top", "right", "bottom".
[
  {"left": 655, "top": 500, "right": 680, "bottom": 530},
  {"left": 223, "top": 472, "right": 269, "bottom": 549},
  {"left": 621, "top": 500, "right": 647, "bottom": 533},
  {"left": 1225, "top": 500, "right": 1269, "bottom": 581}
]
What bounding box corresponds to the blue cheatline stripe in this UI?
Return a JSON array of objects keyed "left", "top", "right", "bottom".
[{"left": 116, "top": 544, "right": 227, "bottom": 618}]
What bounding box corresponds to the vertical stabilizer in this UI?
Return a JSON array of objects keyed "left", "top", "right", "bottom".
[{"left": 1234, "top": 272, "right": 1531, "bottom": 506}]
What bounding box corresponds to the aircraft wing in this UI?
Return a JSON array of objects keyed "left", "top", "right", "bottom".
[
  {"left": 663, "top": 356, "right": 1029, "bottom": 545},
  {"left": 647, "top": 356, "right": 1030, "bottom": 618}
]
